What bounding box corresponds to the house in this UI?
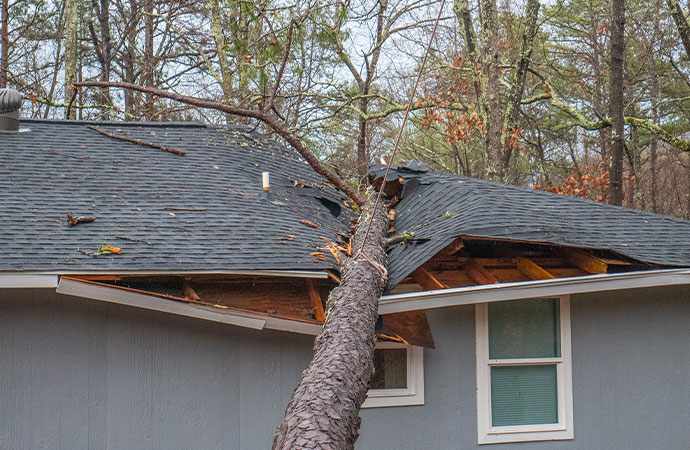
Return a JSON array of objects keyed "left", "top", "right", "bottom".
[{"left": 2, "top": 94, "right": 690, "bottom": 448}]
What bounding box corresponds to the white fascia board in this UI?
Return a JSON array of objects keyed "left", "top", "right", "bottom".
[
  {"left": 379, "top": 268, "right": 690, "bottom": 314},
  {"left": 0, "top": 274, "right": 59, "bottom": 288},
  {"left": 264, "top": 316, "right": 322, "bottom": 335},
  {"left": 57, "top": 278, "right": 267, "bottom": 330},
  {"left": 44, "top": 269, "right": 329, "bottom": 279}
]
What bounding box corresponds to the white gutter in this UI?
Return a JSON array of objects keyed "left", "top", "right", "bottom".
[
  {"left": 0, "top": 274, "right": 59, "bottom": 288},
  {"left": 56, "top": 278, "right": 322, "bottom": 336},
  {"left": 379, "top": 268, "right": 690, "bottom": 314}
]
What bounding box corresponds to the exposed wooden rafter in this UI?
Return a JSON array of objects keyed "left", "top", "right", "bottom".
[
  {"left": 563, "top": 248, "right": 608, "bottom": 274},
  {"left": 411, "top": 267, "right": 449, "bottom": 290},
  {"left": 307, "top": 279, "right": 326, "bottom": 323},
  {"left": 516, "top": 257, "right": 556, "bottom": 280},
  {"left": 438, "top": 237, "right": 465, "bottom": 257},
  {"left": 463, "top": 261, "right": 499, "bottom": 285},
  {"left": 182, "top": 279, "right": 201, "bottom": 301}
]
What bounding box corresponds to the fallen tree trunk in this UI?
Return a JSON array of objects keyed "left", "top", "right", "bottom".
[{"left": 273, "top": 190, "right": 389, "bottom": 450}]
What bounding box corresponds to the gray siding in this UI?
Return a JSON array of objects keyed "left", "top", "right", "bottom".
[
  {"left": 359, "top": 285, "right": 690, "bottom": 449},
  {"left": 2, "top": 286, "right": 690, "bottom": 449},
  {"left": 0, "top": 289, "right": 313, "bottom": 450}
]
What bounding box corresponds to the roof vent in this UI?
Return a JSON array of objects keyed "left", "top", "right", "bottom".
[{"left": 0, "top": 89, "right": 23, "bottom": 133}]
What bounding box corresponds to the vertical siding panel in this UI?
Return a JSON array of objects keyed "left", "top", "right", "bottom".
[
  {"left": 104, "top": 306, "right": 134, "bottom": 450},
  {"left": 130, "top": 310, "right": 156, "bottom": 450},
  {"left": 162, "top": 316, "right": 199, "bottom": 450},
  {"left": 194, "top": 322, "right": 236, "bottom": 450},
  {"left": 22, "top": 289, "right": 61, "bottom": 450},
  {"left": 0, "top": 289, "right": 16, "bottom": 449},
  {"left": 87, "top": 300, "right": 108, "bottom": 450},
  {"left": 57, "top": 292, "right": 91, "bottom": 450},
  {"left": 238, "top": 331, "right": 281, "bottom": 449}
]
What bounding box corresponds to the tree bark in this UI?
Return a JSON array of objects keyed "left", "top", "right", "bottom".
[
  {"left": 123, "top": 0, "right": 138, "bottom": 120},
  {"left": 272, "top": 190, "right": 389, "bottom": 450},
  {"left": 608, "top": 0, "right": 625, "bottom": 205},
  {"left": 453, "top": 0, "right": 481, "bottom": 103},
  {"left": 667, "top": 0, "right": 690, "bottom": 57},
  {"left": 90, "top": 0, "right": 113, "bottom": 119},
  {"left": 65, "top": 0, "right": 78, "bottom": 119},
  {"left": 502, "top": 0, "right": 540, "bottom": 183},
  {"left": 480, "top": 0, "right": 504, "bottom": 181},
  {"left": 209, "top": 0, "right": 233, "bottom": 123},
  {"left": 0, "top": 0, "right": 8, "bottom": 88},
  {"left": 143, "top": 0, "right": 155, "bottom": 120}
]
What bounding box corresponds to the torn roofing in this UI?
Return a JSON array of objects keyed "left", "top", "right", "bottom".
[
  {"left": 0, "top": 119, "right": 351, "bottom": 272},
  {"left": 373, "top": 162, "right": 690, "bottom": 291}
]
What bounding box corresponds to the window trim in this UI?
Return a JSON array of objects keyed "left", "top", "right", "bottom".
[
  {"left": 475, "top": 296, "right": 574, "bottom": 444},
  {"left": 362, "top": 342, "right": 424, "bottom": 408}
]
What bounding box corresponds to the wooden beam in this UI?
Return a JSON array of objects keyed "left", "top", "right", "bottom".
[
  {"left": 411, "top": 267, "right": 449, "bottom": 290},
  {"left": 563, "top": 248, "right": 608, "bottom": 274},
  {"left": 464, "top": 261, "right": 499, "bottom": 285},
  {"left": 438, "top": 237, "right": 465, "bottom": 257},
  {"left": 381, "top": 310, "right": 435, "bottom": 348},
  {"left": 307, "top": 280, "right": 326, "bottom": 323},
  {"left": 516, "top": 257, "right": 556, "bottom": 280},
  {"left": 182, "top": 280, "right": 201, "bottom": 302}
]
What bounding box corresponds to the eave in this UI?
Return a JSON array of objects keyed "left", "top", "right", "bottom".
[{"left": 379, "top": 268, "right": 690, "bottom": 314}]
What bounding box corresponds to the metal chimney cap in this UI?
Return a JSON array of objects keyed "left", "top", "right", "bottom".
[{"left": 0, "top": 89, "right": 23, "bottom": 113}]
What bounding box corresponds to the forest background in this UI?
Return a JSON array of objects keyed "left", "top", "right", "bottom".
[{"left": 3, "top": 0, "right": 690, "bottom": 217}]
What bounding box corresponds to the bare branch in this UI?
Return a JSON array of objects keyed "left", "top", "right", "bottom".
[{"left": 75, "top": 81, "right": 365, "bottom": 206}]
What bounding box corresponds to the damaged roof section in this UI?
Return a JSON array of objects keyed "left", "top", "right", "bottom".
[
  {"left": 373, "top": 162, "right": 690, "bottom": 291},
  {"left": 0, "top": 119, "right": 351, "bottom": 273}
]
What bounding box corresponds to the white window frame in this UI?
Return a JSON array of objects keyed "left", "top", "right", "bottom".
[
  {"left": 362, "top": 342, "right": 424, "bottom": 408},
  {"left": 475, "top": 296, "right": 573, "bottom": 444}
]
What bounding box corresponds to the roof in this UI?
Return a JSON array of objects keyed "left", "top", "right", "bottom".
[
  {"left": 0, "top": 119, "right": 350, "bottom": 273},
  {"left": 373, "top": 163, "right": 690, "bottom": 290}
]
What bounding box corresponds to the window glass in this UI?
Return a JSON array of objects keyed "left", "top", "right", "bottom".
[
  {"left": 490, "top": 365, "right": 558, "bottom": 426},
  {"left": 369, "top": 347, "right": 407, "bottom": 389},
  {"left": 488, "top": 298, "right": 560, "bottom": 359}
]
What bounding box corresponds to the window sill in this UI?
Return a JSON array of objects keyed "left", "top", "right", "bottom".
[
  {"left": 479, "top": 427, "right": 574, "bottom": 444},
  {"left": 362, "top": 345, "right": 424, "bottom": 408}
]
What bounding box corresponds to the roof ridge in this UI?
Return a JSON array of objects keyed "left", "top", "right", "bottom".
[{"left": 21, "top": 118, "right": 208, "bottom": 128}]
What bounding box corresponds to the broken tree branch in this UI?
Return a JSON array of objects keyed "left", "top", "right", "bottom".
[
  {"left": 85, "top": 125, "right": 188, "bottom": 156},
  {"left": 74, "top": 81, "right": 365, "bottom": 206},
  {"left": 67, "top": 212, "right": 96, "bottom": 226}
]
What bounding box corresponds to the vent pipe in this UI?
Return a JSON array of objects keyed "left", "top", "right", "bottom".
[
  {"left": 0, "top": 89, "right": 23, "bottom": 133},
  {"left": 262, "top": 171, "right": 270, "bottom": 191}
]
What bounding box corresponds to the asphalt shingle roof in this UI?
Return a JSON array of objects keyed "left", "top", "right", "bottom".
[
  {"left": 0, "top": 119, "right": 350, "bottom": 273},
  {"left": 374, "top": 163, "right": 690, "bottom": 290}
]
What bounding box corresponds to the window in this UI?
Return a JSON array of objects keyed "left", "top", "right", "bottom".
[
  {"left": 362, "top": 342, "right": 424, "bottom": 408},
  {"left": 475, "top": 297, "right": 573, "bottom": 444}
]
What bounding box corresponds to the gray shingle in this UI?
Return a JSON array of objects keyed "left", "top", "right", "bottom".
[
  {"left": 0, "top": 119, "right": 350, "bottom": 273},
  {"left": 375, "top": 165, "right": 690, "bottom": 290}
]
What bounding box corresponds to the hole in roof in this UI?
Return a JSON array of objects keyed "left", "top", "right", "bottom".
[{"left": 316, "top": 196, "right": 341, "bottom": 218}]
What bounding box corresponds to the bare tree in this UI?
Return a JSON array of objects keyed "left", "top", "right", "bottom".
[
  {"left": 0, "top": 0, "right": 8, "bottom": 88},
  {"left": 64, "top": 0, "right": 78, "bottom": 118},
  {"left": 609, "top": 0, "right": 625, "bottom": 205}
]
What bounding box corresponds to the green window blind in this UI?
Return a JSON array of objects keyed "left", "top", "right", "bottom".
[
  {"left": 490, "top": 365, "right": 559, "bottom": 426},
  {"left": 488, "top": 298, "right": 560, "bottom": 359}
]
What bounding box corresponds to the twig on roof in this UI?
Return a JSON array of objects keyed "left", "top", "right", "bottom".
[
  {"left": 163, "top": 206, "right": 207, "bottom": 211},
  {"left": 115, "top": 235, "right": 153, "bottom": 246},
  {"left": 299, "top": 219, "right": 320, "bottom": 228},
  {"left": 67, "top": 212, "right": 96, "bottom": 227},
  {"left": 85, "top": 125, "right": 187, "bottom": 156},
  {"left": 386, "top": 231, "right": 415, "bottom": 246}
]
